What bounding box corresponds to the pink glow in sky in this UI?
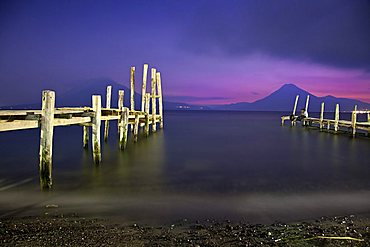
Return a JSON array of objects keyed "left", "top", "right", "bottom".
[{"left": 161, "top": 54, "right": 370, "bottom": 105}]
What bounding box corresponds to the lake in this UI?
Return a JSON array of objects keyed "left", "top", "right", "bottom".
[{"left": 0, "top": 111, "right": 369, "bottom": 224}]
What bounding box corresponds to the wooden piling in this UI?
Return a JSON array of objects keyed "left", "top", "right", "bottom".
[
  {"left": 320, "top": 102, "right": 324, "bottom": 130},
  {"left": 140, "top": 64, "right": 149, "bottom": 127},
  {"left": 39, "top": 90, "right": 55, "bottom": 189},
  {"left": 133, "top": 115, "right": 139, "bottom": 142},
  {"left": 104, "top": 85, "right": 112, "bottom": 142},
  {"left": 151, "top": 68, "right": 157, "bottom": 132},
  {"left": 292, "top": 95, "right": 299, "bottom": 115},
  {"left": 334, "top": 104, "right": 340, "bottom": 132},
  {"left": 305, "top": 95, "right": 310, "bottom": 115},
  {"left": 118, "top": 90, "right": 124, "bottom": 133},
  {"left": 92, "top": 95, "right": 102, "bottom": 164},
  {"left": 141, "top": 64, "right": 148, "bottom": 112},
  {"left": 83, "top": 126, "right": 89, "bottom": 148},
  {"left": 144, "top": 93, "right": 150, "bottom": 137},
  {"left": 119, "top": 108, "right": 129, "bottom": 150},
  {"left": 130, "top": 67, "right": 135, "bottom": 111},
  {"left": 352, "top": 105, "right": 357, "bottom": 137},
  {"left": 291, "top": 95, "right": 299, "bottom": 126},
  {"left": 368, "top": 112, "right": 370, "bottom": 136},
  {"left": 156, "top": 72, "right": 164, "bottom": 129}
]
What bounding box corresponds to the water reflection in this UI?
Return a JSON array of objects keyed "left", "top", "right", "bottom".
[{"left": 0, "top": 111, "right": 369, "bottom": 224}]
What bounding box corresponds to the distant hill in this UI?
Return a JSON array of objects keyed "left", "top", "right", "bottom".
[
  {"left": 0, "top": 79, "right": 206, "bottom": 110},
  {"left": 1, "top": 82, "right": 368, "bottom": 112},
  {"left": 209, "top": 84, "right": 370, "bottom": 112}
]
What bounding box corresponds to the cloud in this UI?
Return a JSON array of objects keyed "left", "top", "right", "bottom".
[{"left": 180, "top": 0, "right": 370, "bottom": 70}]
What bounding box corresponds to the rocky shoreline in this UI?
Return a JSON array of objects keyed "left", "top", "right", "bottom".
[{"left": 1, "top": 214, "right": 369, "bottom": 246}]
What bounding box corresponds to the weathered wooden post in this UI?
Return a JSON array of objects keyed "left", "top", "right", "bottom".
[
  {"left": 291, "top": 95, "right": 299, "bottom": 126},
  {"left": 92, "top": 95, "right": 102, "bottom": 164},
  {"left": 83, "top": 126, "right": 89, "bottom": 148},
  {"left": 334, "top": 104, "right": 340, "bottom": 132},
  {"left": 130, "top": 66, "right": 135, "bottom": 111},
  {"left": 130, "top": 66, "right": 135, "bottom": 133},
  {"left": 119, "top": 107, "right": 129, "bottom": 150},
  {"left": 368, "top": 112, "right": 370, "bottom": 136},
  {"left": 140, "top": 64, "right": 149, "bottom": 127},
  {"left": 141, "top": 64, "right": 148, "bottom": 112},
  {"left": 133, "top": 114, "right": 139, "bottom": 142},
  {"left": 151, "top": 68, "right": 157, "bottom": 132},
  {"left": 144, "top": 93, "right": 150, "bottom": 137},
  {"left": 303, "top": 95, "right": 310, "bottom": 126},
  {"left": 320, "top": 102, "right": 325, "bottom": 130},
  {"left": 292, "top": 95, "right": 299, "bottom": 115},
  {"left": 156, "top": 72, "right": 164, "bottom": 129},
  {"left": 118, "top": 90, "right": 124, "bottom": 133},
  {"left": 104, "top": 85, "right": 112, "bottom": 142},
  {"left": 351, "top": 105, "right": 357, "bottom": 137},
  {"left": 39, "top": 90, "right": 55, "bottom": 190},
  {"left": 305, "top": 95, "right": 310, "bottom": 116}
]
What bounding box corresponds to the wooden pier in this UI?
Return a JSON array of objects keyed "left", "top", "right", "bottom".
[
  {"left": 281, "top": 95, "right": 370, "bottom": 137},
  {"left": 0, "top": 64, "right": 164, "bottom": 190}
]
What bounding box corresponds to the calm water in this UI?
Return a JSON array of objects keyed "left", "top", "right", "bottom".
[{"left": 0, "top": 111, "right": 369, "bottom": 224}]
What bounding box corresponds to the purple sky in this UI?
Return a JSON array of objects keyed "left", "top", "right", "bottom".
[{"left": 0, "top": 0, "right": 369, "bottom": 106}]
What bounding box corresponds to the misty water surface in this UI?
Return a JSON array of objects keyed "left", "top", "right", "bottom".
[{"left": 0, "top": 111, "right": 369, "bottom": 224}]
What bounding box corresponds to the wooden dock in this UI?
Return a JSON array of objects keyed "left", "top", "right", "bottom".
[
  {"left": 0, "top": 64, "right": 164, "bottom": 190},
  {"left": 281, "top": 95, "right": 370, "bottom": 137}
]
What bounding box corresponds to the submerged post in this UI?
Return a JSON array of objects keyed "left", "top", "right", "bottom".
[
  {"left": 151, "top": 68, "right": 157, "bottom": 132},
  {"left": 119, "top": 107, "right": 129, "bottom": 150},
  {"left": 156, "top": 72, "right": 164, "bottom": 129},
  {"left": 130, "top": 66, "right": 135, "bottom": 111},
  {"left": 130, "top": 66, "right": 135, "bottom": 133},
  {"left": 144, "top": 93, "right": 150, "bottom": 137},
  {"left": 141, "top": 64, "right": 148, "bottom": 112},
  {"left": 92, "top": 95, "right": 102, "bottom": 164},
  {"left": 118, "top": 90, "right": 124, "bottom": 133},
  {"left": 320, "top": 102, "right": 324, "bottom": 130},
  {"left": 104, "top": 85, "right": 112, "bottom": 142},
  {"left": 133, "top": 114, "right": 139, "bottom": 142},
  {"left": 351, "top": 105, "right": 357, "bottom": 137},
  {"left": 39, "top": 90, "right": 55, "bottom": 190},
  {"left": 368, "top": 112, "right": 370, "bottom": 136},
  {"left": 83, "top": 126, "right": 89, "bottom": 148},
  {"left": 334, "top": 104, "right": 340, "bottom": 132}
]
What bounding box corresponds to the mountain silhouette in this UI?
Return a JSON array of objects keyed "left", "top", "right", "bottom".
[
  {"left": 210, "top": 83, "right": 370, "bottom": 112},
  {"left": 1, "top": 82, "right": 368, "bottom": 112}
]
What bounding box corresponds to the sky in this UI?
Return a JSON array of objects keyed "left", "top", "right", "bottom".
[{"left": 0, "top": 0, "right": 369, "bottom": 106}]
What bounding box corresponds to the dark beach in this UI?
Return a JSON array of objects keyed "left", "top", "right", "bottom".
[{"left": 1, "top": 213, "right": 369, "bottom": 246}]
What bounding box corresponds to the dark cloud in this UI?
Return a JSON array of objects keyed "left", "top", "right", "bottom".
[{"left": 181, "top": 0, "right": 370, "bottom": 69}]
